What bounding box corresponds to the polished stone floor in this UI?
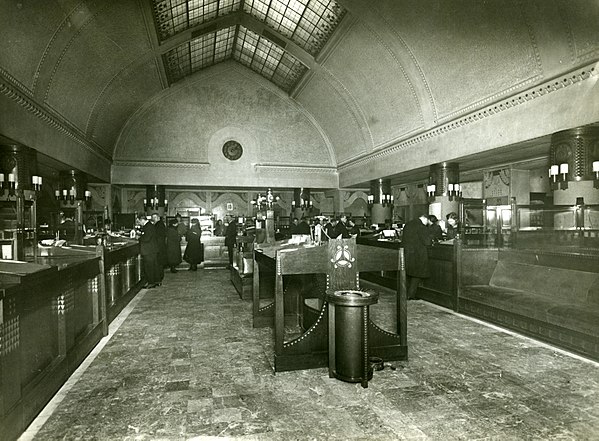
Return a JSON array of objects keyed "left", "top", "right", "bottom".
[{"left": 22, "top": 268, "right": 599, "bottom": 440}]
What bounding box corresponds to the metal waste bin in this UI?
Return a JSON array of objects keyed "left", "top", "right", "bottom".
[
  {"left": 106, "top": 264, "right": 121, "bottom": 305},
  {"left": 327, "top": 289, "right": 379, "bottom": 388}
]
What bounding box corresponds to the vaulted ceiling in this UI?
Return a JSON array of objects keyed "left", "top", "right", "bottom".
[{"left": 0, "top": 0, "right": 598, "bottom": 186}]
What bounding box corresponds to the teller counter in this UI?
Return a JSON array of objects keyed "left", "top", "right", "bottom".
[
  {"left": 0, "top": 240, "right": 143, "bottom": 441},
  {"left": 357, "top": 237, "right": 458, "bottom": 310}
]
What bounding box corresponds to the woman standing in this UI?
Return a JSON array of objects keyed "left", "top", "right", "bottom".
[
  {"left": 184, "top": 218, "right": 202, "bottom": 271},
  {"left": 166, "top": 219, "right": 182, "bottom": 273}
]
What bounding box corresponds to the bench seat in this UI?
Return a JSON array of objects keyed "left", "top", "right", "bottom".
[
  {"left": 459, "top": 250, "right": 599, "bottom": 360},
  {"left": 461, "top": 285, "right": 599, "bottom": 338}
]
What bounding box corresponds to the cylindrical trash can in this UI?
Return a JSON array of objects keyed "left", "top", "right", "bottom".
[
  {"left": 107, "top": 264, "right": 121, "bottom": 305},
  {"left": 326, "top": 289, "right": 379, "bottom": 388},
  {"left": 122, "top": 259, "right": 132, "bottom": 294},
  {"left": 136, "top": 254, "right": 143, "bottom": 283}
]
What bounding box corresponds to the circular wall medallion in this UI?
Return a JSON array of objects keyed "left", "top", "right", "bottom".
[{"left": 222, "top": 141, "right": 243, "bottom": 161}]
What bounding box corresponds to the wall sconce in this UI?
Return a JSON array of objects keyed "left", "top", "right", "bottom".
[
  {"left": 448, "top": 183, "right": 462, "bottom": 201},
  {"left": 549, "top": 162, "right": 569, "bottom": 190},
  {"left": 426, "top": 184, "right": 436, "bottom": 199},
  {"left": 0, "top": 173, "right": 14, "bottom": 197},
  {"left": 366, "top": 192, "right": 393, "bottom": 207},
  {"left": 32, "top": 175, "right": 42, "bottom": 192},
  {"left": 593, "top": 161, "right": 599, "bottom": 189},
  {"left": 381, "top": 194, "right": 394, "bottom": 207}
]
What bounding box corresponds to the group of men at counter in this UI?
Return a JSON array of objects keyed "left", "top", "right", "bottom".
[
  {"left": 286, "top": 212, "right": 460, "bottom": 300},
  {"left": 136, "top": 214, "right": 240, "bottom": 288}
]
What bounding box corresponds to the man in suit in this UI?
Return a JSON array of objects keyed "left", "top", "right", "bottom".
[
  {"left": 137, "top": 214, "right": 160, "bottom": 288},
  {"left": 402, "top": 213, "right": 432, "bottom": 299}
]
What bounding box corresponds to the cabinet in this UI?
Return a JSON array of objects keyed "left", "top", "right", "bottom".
[{"left": 0, "top": 192, "right": 36, "bottom": 260}]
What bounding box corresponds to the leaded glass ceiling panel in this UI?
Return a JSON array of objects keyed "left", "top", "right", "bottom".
[
  {"left": 153, "top": 0, "right": 242, "bottom": 41},
  {"left": 233, "top": 26, "right": 308, "bottom": 92},
  {"left": 154, "top": 0, "right": 345, "bottom": 92},
  {"left": 163, "top": 26, "right": 236, "bottom": 83},
  {"left": 243, "top": 0, "right": 345, "bottom": 56}
]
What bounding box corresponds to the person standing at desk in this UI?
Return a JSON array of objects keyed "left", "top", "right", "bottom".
[
  {"left": 402, "top": 213, "right": 431, "bottom": 299},
  {"left": 297, "top": 217, "right": 311, "bottom": 235},
  {"left": 334, "top": 215, "right": 350, "bottom": 239},
  {"left": 445, "top": 212, "right": 459, "bottom": 239}
]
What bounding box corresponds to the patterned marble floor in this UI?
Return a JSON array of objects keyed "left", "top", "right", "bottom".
[{"left": 24, "top": 268, "right": 599, "bottom": 440}]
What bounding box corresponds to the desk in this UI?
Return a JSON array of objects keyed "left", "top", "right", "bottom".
[{"left": 253, "top": 239, "right": 408, "bottom": 372}]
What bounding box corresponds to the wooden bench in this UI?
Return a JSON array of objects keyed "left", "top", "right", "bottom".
[{"left": 459, "top": 248, "right": 599, "bottom": 360}]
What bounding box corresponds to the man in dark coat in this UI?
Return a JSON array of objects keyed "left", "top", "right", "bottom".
[
  {"left": 402, "top": 214, "right": 432, "bottom": 299},
  {"left": 334, "top": 215, "right": 351, "bottom": 239},
  {"left": 297, "top": 217, "right": 311, "bottom": 235},
  {"left": 166, "top": 219, "right": 182, "bottom": 273},
  {"left": 184, "top": 218, "right": 202, "bottom": 271},
  {"left": 137, "top": 215, "right": 160, "bottom": 288},
  {"left": 151, "top": 213, "right": 166, "bottom": 283},
  {"left": 289, "top": 218, "right": 299, "bottom": 235},
  {"left": 224, "top": 218, "right": 238, "bottom": 268}
]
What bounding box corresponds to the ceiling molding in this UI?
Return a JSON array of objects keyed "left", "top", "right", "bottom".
[
  {"left": 0, "top": 65, "right": 111, "bottom": 164},
  {"left": 338, "top": 62, "right": 599, "bottom": 173},
  {"left": 113, "top": 160, "right": 210, "bottom": 168}
]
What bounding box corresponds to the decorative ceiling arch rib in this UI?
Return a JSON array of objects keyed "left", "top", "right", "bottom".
[{"left": 150, "top": 0, "right": 346, "bottom": 92}]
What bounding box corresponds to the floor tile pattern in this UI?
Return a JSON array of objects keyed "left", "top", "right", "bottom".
[{"left": 32, "top": 269, "right": 599, "bottom": 440}]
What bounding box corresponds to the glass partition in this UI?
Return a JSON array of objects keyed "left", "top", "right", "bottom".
[{"left": 460, "top": 199, "right": 599, "bottom": 252}]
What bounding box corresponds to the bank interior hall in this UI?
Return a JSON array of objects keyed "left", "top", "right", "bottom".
[{"left": 1, "top": 0, "right": 599, "bottom": 440}]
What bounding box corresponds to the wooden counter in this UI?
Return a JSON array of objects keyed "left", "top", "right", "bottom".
[
  {"left": 0, "top": 240, "right": 142, "bottom": 441},
  {"left": 253, "top": 238, "right": 408, "bottom": 372},
  {"left": 357, "top": 237, "right": 458, "bottom": 310}
]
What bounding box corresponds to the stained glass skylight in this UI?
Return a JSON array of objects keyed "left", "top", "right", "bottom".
[
  {"left": 153, "top": 0, "right": 242, "bottom": 41},
  {"left": 233, "top": 26, "right": 308, "bottom": 92},
  {"left": 163, "top": 26, "right": 236, "bottom": 84},
  {"left": 154, "top": 0, "right": 345, "bottom": 92},
  {"left": 163, "top": 25, "right": 307, "bottom": 92},
  {"left": 243, "top": 0, "right": 345, "bottom": 56}
]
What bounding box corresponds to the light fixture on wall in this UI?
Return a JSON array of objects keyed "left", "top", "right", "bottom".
[
  {"left": 548, "top": 162, "right": 569, "bottom": 190},
  {"left": 0, "top": 173, "right": 16, "bottom": 196},
  {"left": 251, "top": 188, "right": 280, "bottom": 210},
  {"left": 447, "top": 183, "right": 462, "bottom": 201},
  {"left": 32, "top": 175, "right": 42, "bottom": 192},
  {"left": 426, "top": 183, "right": 436, "bottom": 200}
]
